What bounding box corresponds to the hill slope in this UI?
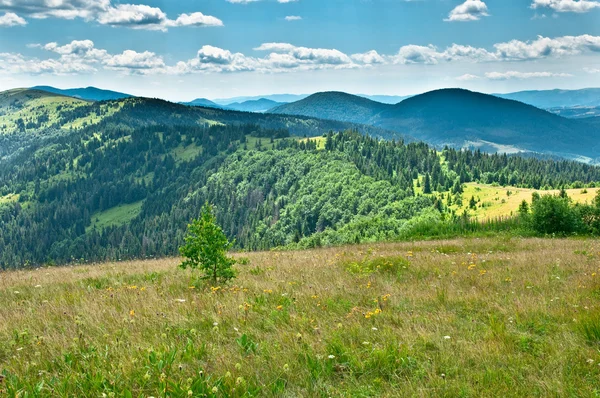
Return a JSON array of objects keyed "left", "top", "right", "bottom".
[
  {"left": 269, "top": 91, "right": 392, "bottom": 123},
  {"left": 270, "top": 89, "right": 600, "bottom": 160},
  {"left": 180, "top": 98, "right": 226, "bottom": 109},
  {"left": 496, "top": 88, "right": 600, "bottom": 108},
  {"left": 31, "top": 86, "right": 132, "bottom": 101},
  {"left": 227, "top": 98, "right": 283, "bottom": 113}
]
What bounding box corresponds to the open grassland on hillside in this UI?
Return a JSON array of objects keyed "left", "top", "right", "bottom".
[
  {"left": 451, "top": 183, "right": 600, "bottom": 219},
  {"left": 2, "top": 238, "right": 600, "bottom": 396}
]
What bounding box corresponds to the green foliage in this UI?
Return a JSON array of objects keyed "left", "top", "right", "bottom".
[
  {"left": 530, "top": 194, "right": 580, "bottom": 235},
  {"left": 179, "top": 204, "right": 236, "bottom": 284}
]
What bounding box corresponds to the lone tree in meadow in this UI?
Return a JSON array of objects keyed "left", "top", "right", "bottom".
[{"left": 180, "top": 203, "right": 236, "bottom": 283}]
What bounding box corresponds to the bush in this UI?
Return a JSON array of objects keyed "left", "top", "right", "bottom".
[
  {"left": 530, "top": 195, "right": 579, "bottom": 235},
  {"left": 179, "top": 203, "right": 236, "bottom": 284}
]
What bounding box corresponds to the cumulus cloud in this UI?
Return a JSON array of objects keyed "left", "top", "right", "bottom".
[
  {"left": 446, "top": 0, "right": 490, "bottom": 22},
  {"left": 531, "top": 0, "right": 600, "bottom": 13},
  {"left": 0, "top": 0, "right": 223, "bottom": 30},
  {"left": 0, "top": 12, "right": 26, "bottom": 26},
  {"left": 351, "top": 50, "right": 385, "bottom": 65},
  {"left": 456, "top": 73, "right": 480, "bottom": 81},
  {"left": 484, "top": 71, "right": 573, "bottom": 80},
  {"left": 284, "top": 15, "right": 302, "bottom": 21},
  {"left": 6, "top": 34, "right": 600, "bottom": 77}
]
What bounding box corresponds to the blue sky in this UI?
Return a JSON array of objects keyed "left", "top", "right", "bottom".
[{"left": 1, "top": 0, "right": 600, "bottom": 101}]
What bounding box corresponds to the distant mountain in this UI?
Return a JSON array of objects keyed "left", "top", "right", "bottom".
[
  {"left": 269, "top": 91, "right": 391, "bottom": 123},
  {"left": 358, "top": 94, "right": 411, "bottom": 104},
  {"left": 495, "top": 88, "right": 600, "bottom": 108},
  {"left": 213, "top": 93, "right": 410, "bottom": 106},
  {"left": 226, "top": 98, "right": 284, "bottom": 113},
  {"left": 548, "top": 106, "right": 600, "bottom": 119},
  {"left": 213, "top": 94, "right": 308, "bottom": 106},
  {"left": 269, "top": 89, "right": 600, "bottom": 161},
  {"left": 180, "top": 98, "right": 226, "bottom": 109},
  {"left": 31, "top": 86, "right": 132, "bottom": 102}
]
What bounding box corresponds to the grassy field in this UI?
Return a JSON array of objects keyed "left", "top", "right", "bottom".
[
  {"left": 2, "top": 238, "right": 600, "bottom": 396},
  {"left": 449, "top": 183, "right": 600, "bottom": 219},
  {"left": 87, "top": 201, "right": 144, "bottom": 232}
]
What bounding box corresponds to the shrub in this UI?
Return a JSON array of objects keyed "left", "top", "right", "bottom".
[
  {"left": 179, "top": 203, "right": 236, "bottom": 284},
  {"left": 530, "top": 195, "right": 579, "bottom": 235}
]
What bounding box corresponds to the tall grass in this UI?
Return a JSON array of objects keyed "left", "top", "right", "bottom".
[{"left": 1, "top": 238, "right": 600, "bottom": 396}]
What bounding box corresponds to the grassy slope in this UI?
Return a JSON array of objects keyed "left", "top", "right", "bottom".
[
  {"left": 452, "top": 183, "right": 600, "bottom": 218},
  {"left": 1, "top": 238, "right": 600, "bottom": 396},
  {"left": 0, "top": 89, "right": 89, "bottom": 133},
  {"left": 87, "top": 201, "right": 144, "bottom": 232}
]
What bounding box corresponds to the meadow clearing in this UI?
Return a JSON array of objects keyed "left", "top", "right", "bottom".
[{"left": 1, "top": 238, "right": 600, "bottom": 397}]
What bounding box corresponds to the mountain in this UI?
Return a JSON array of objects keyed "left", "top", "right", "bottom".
[
  {"left": 226, "top": 98, "right": 284, "bottom": 113},
  {"left": 548, "top": 106, "right": 600, "bottom": 119},
  {"left": 358, "top": 94, "right": 411, "bottom": 104},
  {"left": 0, "top": 88, "right": 90, "bottom": 135},
  {"left": 31, "top": 86, "right": 132, "bottom": 101},
  {"left": 495, "top": 88, "right": 600, "bottom": 108},
  {"left": 213, "top": 94, "right": 308, "bottom": 106},
  {"left": 269, "top": 91, "right": 391, "bottom": 123},
  {"left": 269, "top": 89, "right": 600, "bottom": 161},
  {"left": 180, "top": 98, "right": 226, "bottom": 109}
]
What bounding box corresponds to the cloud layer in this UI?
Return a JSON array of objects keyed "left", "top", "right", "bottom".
[
  {"left": 1, "top": 34, "right": 597, "bottom": 77},
  {"left": 0, "top": 0, "right": 223, "bottom": 30}
]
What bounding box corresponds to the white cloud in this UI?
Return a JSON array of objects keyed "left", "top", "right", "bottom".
[
  {"left": 351, "top": 50, "right": 385, "bottom": 65},
  {"left": 445, "top": 0, "right": 490, "bottom": 22},
  {"left": 456, "top": 73, "right": 480, "bottom": 81},
  {"left": 0, "top": 0, "right": 223, "bottom": 30},
  {"left": 484, "top": 71, "right": 573, "bottom": 80},
  {"left": 6, "top": 34, "right": 600, "bottom": 77},
  {"left": 531, "top": 0, "right": 600, "bottom": 13},
  {"left": 104, "top": 50, "right": 166, "bottom": 73},
  {"left": 0, "top": 12, "right": 26, "bottom": 26},
  {"left": 584, "top": 67, "right": 600, "bottom": 73},
  {"left": 284, "top": 15, "right": 302, "bottom": 21},
  {"left": 278, "top": 0, "right": 299, "bottom": 3}
]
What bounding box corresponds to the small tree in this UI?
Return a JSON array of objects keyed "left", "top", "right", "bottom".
[{"left": 180, "top": 203, "right": 236, "bottom": 284}]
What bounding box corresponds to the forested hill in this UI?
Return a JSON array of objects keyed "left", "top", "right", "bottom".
[
  {"left": 2, "top": 111, "right": 600, "bottom": 268},
  {"left": 269, "top": 89, "right": 600, "bottom": 161}
]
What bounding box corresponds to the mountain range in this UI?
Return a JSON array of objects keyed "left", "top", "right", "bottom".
[
  {"left": 31, "top": 86, "right": 132, "bottom": 102},
  {"left": 9, "top": 85, "right": 600, "bottom": 162},
  {"left": 269, "top": 89, "right": 600, "bottom": 161}
]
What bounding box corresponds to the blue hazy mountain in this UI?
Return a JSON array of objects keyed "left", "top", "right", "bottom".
[
  {"left": 180, "top": 98, "right": 227, "bottom": 109},
  {"left": 495, "top": 88, "right": 600, "bottom": 108},
  {"left": 31, "top": 86, "right": 132, "bottom": 101},
  {"left": 226, "top": 98, "right": 284, "bottom": 113},
  {"left": 269, "top": 89, "right": 600, "bottom": 160}
]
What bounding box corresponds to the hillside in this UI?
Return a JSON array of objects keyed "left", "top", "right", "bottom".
[
  {"left": 180, "top": 98, "right": 226, "bottom": 109},
  {"left": 0, "top": 88, "right": 92, "bottom": 134},
  {"left": 2, "top": 110, "right": 600, "bottom": 269},
  {"left": 31, "top": 86, "right": 132, "bottom": 101},
  {"left": 227, "top": 98, "right": 283, "bottom": 113},
  {"left": 496, "top": 88, "right": 600, "bottom": 108},
  {"left": 270, "top": 89, "right": 600, "bottom": 160},
  {"left": 269, "top": 91, "right": 391, "bottom": 124},
  {"left": 2, "top": 238, "right": 600, "bottom": 396},
  {"left": 549, "top": 106, "right": 600, "bottom": 119}
]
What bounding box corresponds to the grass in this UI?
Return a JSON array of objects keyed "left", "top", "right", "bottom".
[
  {"left": 445, "top": 183, "right": 600, "bottom": 219},
  {"left": 297, "top": 136, "right": 327, "bottom": 150},
  {"left": 172, "top": 144, "right": 203, "bottom": 164},
  {"left": 1, "top": 238, "right": 600, "bottom": 396},
  {"left": 87, "top": 201, "right": 144, "bottom": 232}
]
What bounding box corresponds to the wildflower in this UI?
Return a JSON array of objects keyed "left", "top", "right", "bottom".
[
  {"left": 328, "top": 355, "right": 335, "bottom": 359},
  {"left": 188, "top": 391, "right": 193, "bottom": 396},
  {"left": 188, "top": 286, "right": 195, "bottom": 289},
  {"left": 213, "top": 322, "right": 218, "bottom": 327},
  {"left": 479, "top": 270, "right": 487, "bottom": 276},
  {"left": 283, "top": 364, "right": 290, "bottom": 372},
  {"left": 264, "top": 289, "right": 273, "bottom": 294},
  {"left": 212, "top": 387, "right": 218, "bottom": 393},
  {"left": 372, "top": 327, "right": 378, "bottom": 331},
  {"left": 443, "top": 335, "right": 451, "bottom": 340},
  {"left": 175, "top": 299, "right": 186, "bottom": 303},
  {"left": 235, "top": 363, "right": 242, "bottom": 370},
  {"left": 362, "top": 341, "right": 370, "bottom": 345},
  {"left": 587, "top": 359, "right": 595, "bottom": 364},
  {"left": 236, "top": 377, "right": 245, "bottom": 385},
  {"left": 276, "top": 305, "right": 283, "bottom": 311},
  {"left": 129, "top": 310, "right": 135, "bottom": 317}
]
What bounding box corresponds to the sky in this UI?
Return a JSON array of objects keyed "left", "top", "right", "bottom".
[{"left": 0, "top": 0, "right": 599, "bottom": 101}]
